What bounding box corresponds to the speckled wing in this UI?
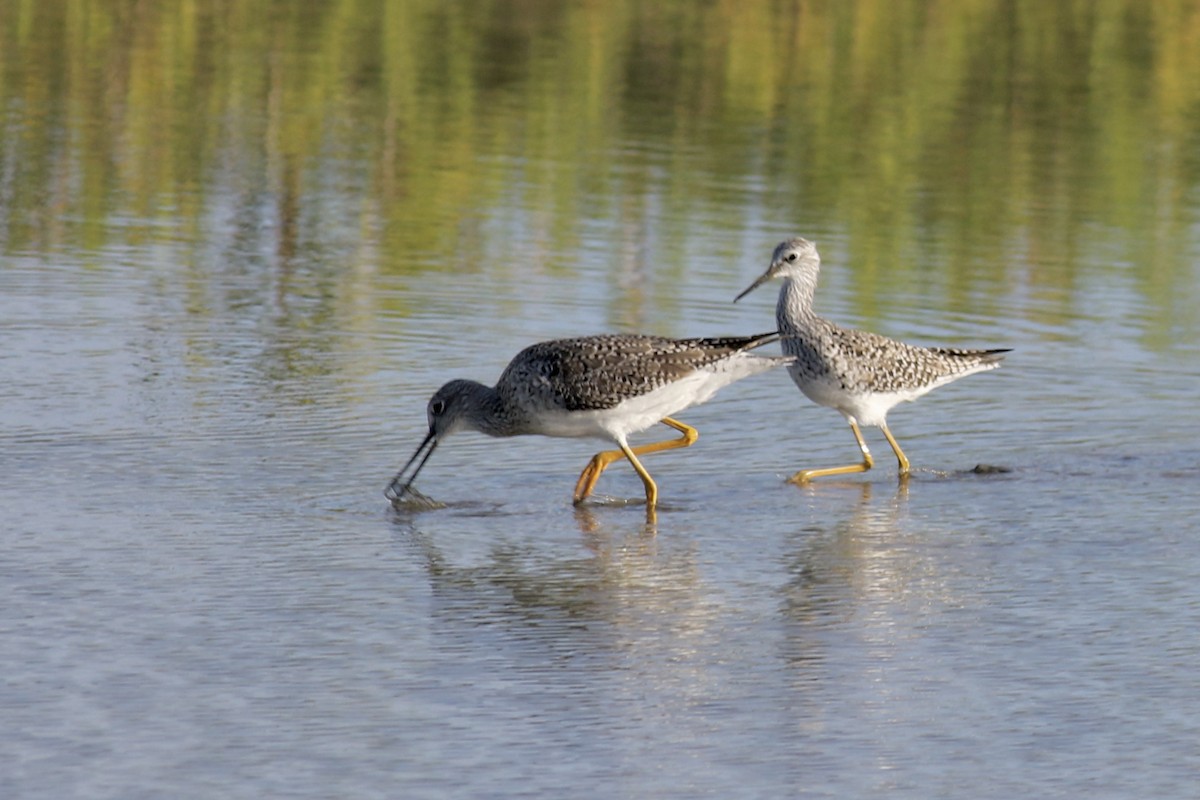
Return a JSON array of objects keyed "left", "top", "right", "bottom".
[
  {"left": 497, "top": 332, "right": 779, "bottom": 412},
  {"left": 874, "top": 342, "right": 1006, "bottom": 393},
  {"left": 791, "top": 325, "right": 1009, "bottom": 394}
]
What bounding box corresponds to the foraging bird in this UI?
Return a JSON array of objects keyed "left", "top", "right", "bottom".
[
  {"left": 386, "top": 332, "right": 792, "bottom": 508},
  {"left": 734, "top": 237, "right": 1009, "bottom": 483}
]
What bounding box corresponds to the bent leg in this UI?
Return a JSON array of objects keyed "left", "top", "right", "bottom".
[
  {"left": 786, "top": 419, "right": 875, "bottom": 484},
  {"left": 573, "top": 417, "right": 698, "bottom": 504}
]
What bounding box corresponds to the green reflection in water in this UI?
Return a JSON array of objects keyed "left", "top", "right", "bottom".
[{"left": 1, "top": 0, "right": 1197, "bottom": 347}]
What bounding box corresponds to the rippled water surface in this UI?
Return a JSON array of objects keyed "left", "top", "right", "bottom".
[{"left": 3, "top": 2, "right": 1200, "bottom": 798}]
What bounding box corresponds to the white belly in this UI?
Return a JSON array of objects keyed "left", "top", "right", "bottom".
[
  {"left": 533, "top": 368, "right": 751, "bottom": 440},
  {"left": 792, "top": 370, "right": 931, "bottom": 428}
]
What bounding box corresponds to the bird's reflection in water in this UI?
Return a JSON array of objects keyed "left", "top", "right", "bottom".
[
  {"left": 573, "top": 501, "right": 659, "bottom": 542},
  {"left": 392, "top": 506, "right": 727, "bottom": 720},
  {"left": 777, "top": 479, "right": 976, "bottom": 754},
  {"left": 780, "top": 481, "right": 911, "bottom": 621}
]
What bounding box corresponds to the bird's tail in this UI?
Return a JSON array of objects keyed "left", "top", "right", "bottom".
[
  {"left": 697, "top": 330, "right": 785, "bottom": 353},
  {"left": 933, "top": 347, "right": 1011, "bottom": 365}
]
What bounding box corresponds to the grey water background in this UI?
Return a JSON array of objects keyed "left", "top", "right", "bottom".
[{"left": 3, "top": 2, "right": 1200, "bottom": 797}]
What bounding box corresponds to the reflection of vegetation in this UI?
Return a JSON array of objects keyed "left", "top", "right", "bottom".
[{"left": 1, "top": 0, "right": 1197, "bottom": 341}]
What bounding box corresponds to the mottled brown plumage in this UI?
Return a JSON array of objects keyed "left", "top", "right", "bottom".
[
  {"left": 735, "top": 237, "right": 1009, "bottom": 482},
  {"left": 386, "top": 331, "right": 792, "bottom": 509},
  {"left": 498, "top": 333, "right": 786, "bottom": 414},
  {"left": 779, "top": 324, "right": 1008, "bottom": 399}
]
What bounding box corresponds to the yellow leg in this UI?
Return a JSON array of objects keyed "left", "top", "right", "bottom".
[
  {"left": 786, "top": 419, "right": 874, "bottom": 484},
  {"left": 878, "top": 421, "right": 911, "bottom": 478},
  {"left": 572, "top": 417, "right": 698, "bottom": 505},
  {"left": 619, "top": 440, "right": 658, "bottom": 508}
]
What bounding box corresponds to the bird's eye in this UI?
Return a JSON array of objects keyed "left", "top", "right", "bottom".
[
  {"left": 786, "top": 253, "right": 798, "bottom": 262},
  {"left": 431, "top": 399, "right": 446, "bottom": 416}
]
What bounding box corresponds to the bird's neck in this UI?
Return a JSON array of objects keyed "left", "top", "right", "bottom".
[
  {"left": 776, "top": 271, "right": 819, "bottom": 333},
  {"left": 460, "top": 381, "right": 513, "bottom": 437}
]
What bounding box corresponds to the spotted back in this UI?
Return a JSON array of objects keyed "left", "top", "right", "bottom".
[
  {"left": 784, "top": 322, "right": 1009, "bottom": 394},
  {"left": 497, "top": 333, "right": 778, "bottom": 412}
]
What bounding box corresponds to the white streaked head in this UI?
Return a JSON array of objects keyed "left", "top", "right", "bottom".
[{"left": 734, "top": 237, "right": 821, "bottom": 302}]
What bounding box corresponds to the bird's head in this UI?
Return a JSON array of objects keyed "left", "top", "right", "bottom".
[{"left": 734, "top": 237, "right": 821, "bottom": 302}]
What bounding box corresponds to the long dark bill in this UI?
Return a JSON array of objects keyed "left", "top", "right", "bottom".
[
  {"left": 733, "top": 269, "right": 773, "bottom": 303},
  {"left": 384, "top": 429, "right": 438, "bottom": 501}
]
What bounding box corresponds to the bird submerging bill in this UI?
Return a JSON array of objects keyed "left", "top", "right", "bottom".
[
  {"left": 386, "top": 332, "right": 793, "bottom": 510},
  {"left": 734, "top": 237, "right": 1010, "bottom": 483}
]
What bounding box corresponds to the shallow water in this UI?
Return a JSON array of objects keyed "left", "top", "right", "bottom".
[{"left": 3, "top": 2, "right": 1200, "bottom": 797}]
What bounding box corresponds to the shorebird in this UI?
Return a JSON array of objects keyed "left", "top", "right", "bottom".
[
  {"left": 386, "top": 332, "right": 792, "bottom": 509},
  {"left": 735, "top": 237, "right": 1009, "bottom": 483}
]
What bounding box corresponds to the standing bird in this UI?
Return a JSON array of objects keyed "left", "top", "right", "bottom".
[
  {"left": 386, "top": 332, "right": 792, "bottom": 509},
  {"left": 734, "top": 237, "right": 1009, "bottom": 483}
]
